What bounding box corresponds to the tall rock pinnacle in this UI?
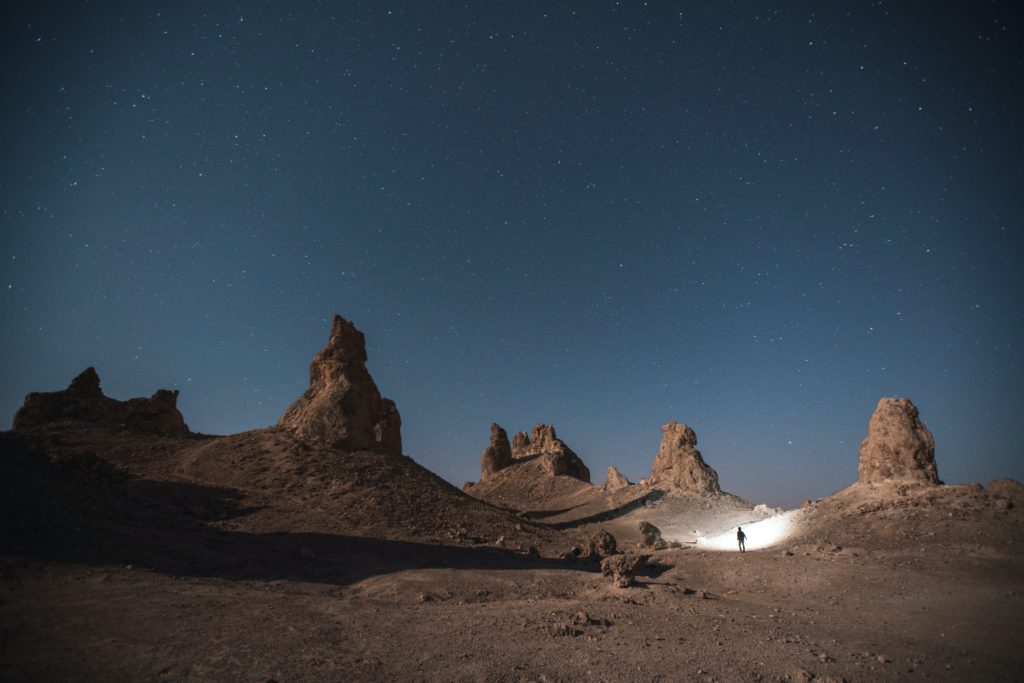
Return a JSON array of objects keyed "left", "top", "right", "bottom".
[
  {"left": 277, "top": 314, "right": 402, "bottom": 455},
  {"left": 858, "top": 398, "right": 938, "bottom": 485},
  {"left": 650, "top": 421, "right": 720, "bottom": 494},
  {"left": 480, "top": 423, "right": 513, "bottom": 480}
]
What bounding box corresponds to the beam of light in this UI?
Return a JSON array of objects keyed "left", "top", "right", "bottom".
[{"left": 694, "top": 509, "right": 801, "bottom": 552}]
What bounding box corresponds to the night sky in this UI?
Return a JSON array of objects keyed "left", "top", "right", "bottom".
[{"left": 2, "top": 2, "right": 1021, "bottom": 507}]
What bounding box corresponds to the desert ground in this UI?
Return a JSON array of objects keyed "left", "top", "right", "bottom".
[{"left": 3, "top": 317, "right": 1022, "bottom": 682}]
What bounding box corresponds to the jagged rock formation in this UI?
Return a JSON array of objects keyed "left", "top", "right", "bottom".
[
  {"left": 12, "top": 367, "right": 189, "bottom": 435},
  {"left": 509, "top": 423, "right": 591, "bottom": 482},
  {"left": 858, "top": 398, "right": 938, "bottom": 485},
  {"left": 603, "top": 466, "right": 631, "bottom": 491},
  {"left": 480, "top": 423, "right": 513, "bottom": 480},
  {"left": 277, "top": 314, "right": 401, "bottom": 455},
  {"left": 600, "top": 552, "right": 644, "bottom": 588},
  {"left": 650, "top": 422, "right": 720, "bottom": 493},
  {"left": 570, "top": 529, "right": 619, "bottom": 560}
]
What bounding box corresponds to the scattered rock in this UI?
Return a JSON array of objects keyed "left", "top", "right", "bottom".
[
  {"left": 638, "top": 521, "right": 667, "bottom": 549},
  {"left": 277, "top": 315, "right": 402, "bottom": 454},
  {"left": 573, "top": 529, "right": 619, "bottom": 560},
  {"left": 857, "top": 398, "right": 938, "bottom": 485},
  {"left": 600, "top": 552, "right": 645, "bottom": 587},
  {"left": 480, "top": 423, "right": 513, "bottom": 480},
  {"left": 649, "top": 422, "right": 720, "bottom": 493},
  {"left": 13, "top": 367, "right": 190, "bottom": 435},
  {"left": 603, "top": 465, "right": 631, "bottom": 491},
  {"left": 549, "top": 622, "right": 581, "bottom": 637}
]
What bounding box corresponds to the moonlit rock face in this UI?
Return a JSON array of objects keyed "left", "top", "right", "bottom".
[
  {"left": 277, "top": 314, "right": 402, "bottom": 455},
  {"left": 650, "top": 421, "right": 720, "bottom": 494},
  {"left": 480, "top": 422, "right": 513, "bottom": 480},
  {"left": 857, "top": 398, "right": 938, "bottom": 485},
  {"left": 509, "top": 423, "right": 591, "bottom": 482}
]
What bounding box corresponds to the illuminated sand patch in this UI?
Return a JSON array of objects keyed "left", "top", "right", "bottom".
[{"left": 694, "top": 509, "right": 801, "bottom": 551}]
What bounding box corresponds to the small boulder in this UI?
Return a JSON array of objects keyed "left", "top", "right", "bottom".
[
  {"left": 600, "top": 552, "right": 645, "bottom": 587},
  {"left": 638, "top": 521, "right": 667, "bottom": 549},
  {"left": 573, "top": 529, "right": 619, "bottom": 560}
]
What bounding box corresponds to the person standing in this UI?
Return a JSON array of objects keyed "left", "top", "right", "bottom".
[{"left": 737, "top": 526, "right": 747, "bottom": 552}]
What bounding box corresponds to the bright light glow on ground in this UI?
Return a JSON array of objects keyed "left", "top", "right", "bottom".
[{"left": 695, "top": 510, "right": 801, "bottom": 551}]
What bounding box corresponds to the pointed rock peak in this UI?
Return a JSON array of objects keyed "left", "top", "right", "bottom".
[
  {"left": 603, "top": 466, "right": 631, "bottom": 491},
  {"left": 480, "top": 422, "right": 513, "bottom": 480},
  {"left": 68, "top": 367, "right": 103, "bottom": 397},
  {"left": 278, "top": 314, "right": 402, "bottom": 455},
  {"left": 858, "top": 397, "right": 939, "bottom": 485},
  {"left": 323, "top": 314, "right": 368, "bottom": 364},
  {"left": 650, "top": 421, "right": 720, "bottom": 494}
]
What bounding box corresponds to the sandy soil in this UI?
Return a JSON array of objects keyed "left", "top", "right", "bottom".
[{"left": 2, "top": 428, "right": 1022, "bottom": 682}]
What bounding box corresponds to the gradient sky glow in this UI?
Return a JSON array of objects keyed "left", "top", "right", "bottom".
[{"left": 2, "top": 2, "right": 1021, "bottom": 507}]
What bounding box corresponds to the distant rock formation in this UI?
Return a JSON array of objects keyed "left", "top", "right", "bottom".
[
  {"left": 510, "top": 423, "right": 591, "bottom": 482},
  {"left": 858, "top": 398, "right": 938, "bottom": 485},
  {"left": 650, "top": 421, "right": 720, "bottom": 493},
  {"left": 13, "top": 367, "right": 190, "bottom": 435},
  {"left": 277, "top": 314, "right": 401, "bottom": 455},
  {"left": 603, "top": 466, "right": 631, "bottom": 491},
  {"left": 987, "top": 478, "right": 1024, "bottom": 502},
  {"left": 480, "top": 423, "right": 513, "bottom": 480}
]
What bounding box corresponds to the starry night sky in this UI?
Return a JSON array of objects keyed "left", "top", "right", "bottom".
[{"left": 2, "top": 2, "right": 1021, "bottom": 507}]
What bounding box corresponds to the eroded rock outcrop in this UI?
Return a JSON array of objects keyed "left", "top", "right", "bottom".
[
  {"left": 988, "top": 478, "right": 1024, "bottom": 502},
  {"left": 13, "top": 367, "right": 190, "bottom": 435},
  {"left": 857, "top": 398, "right": 938, "bottom": 485},
  {"left": 650, "top": 422, "right": 720, "bottom": 493},
  {"left": 480, "top": 423, "right": 513, "bottom": 480},
  {"left": 277, "top": 314, "right": 402, "bottom": 455},
  {"left": 603, "top": 466, "right": 631, "bottom": 491},
  {"left": 510, "top": 423, "right": 591, "bottom": 482}
]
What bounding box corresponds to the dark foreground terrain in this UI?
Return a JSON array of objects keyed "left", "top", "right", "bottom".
[{"left": 2, "top": 427, "right": 1023, "bottom": 682}]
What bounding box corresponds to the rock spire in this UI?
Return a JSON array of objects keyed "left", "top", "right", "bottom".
[
  {"left": 278, "top": 314, "right": 402, "bottom": 455},
  {"left": 857, "top": 398, "right": 938, "bottom": 484},
  {"left": 650, "top": 421, "right": 720, "bottom": 493}
]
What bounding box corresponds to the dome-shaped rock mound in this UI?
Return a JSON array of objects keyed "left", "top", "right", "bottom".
[
  {"left": 277, "top": 314, "right": 402, "bottom": 455},
  {"left": 858, "top": 398, "right": 939, "bottom": 485}
]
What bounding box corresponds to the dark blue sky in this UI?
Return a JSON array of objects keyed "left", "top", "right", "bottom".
[{"left": 2, "top": 1, "right": 1021, "bottom": 507}]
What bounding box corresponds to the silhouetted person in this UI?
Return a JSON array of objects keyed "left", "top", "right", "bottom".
[{"left": 737, "top": 526, "right": 746, "bottom": 552}]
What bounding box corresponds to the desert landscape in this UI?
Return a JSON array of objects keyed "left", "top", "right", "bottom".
[{"left": 2, "top": 315, "right": 1022, "bottom": 682}]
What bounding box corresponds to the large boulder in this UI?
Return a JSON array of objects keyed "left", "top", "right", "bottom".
[
  {"left": 480, "top": 423, "right": 513, "bottom": 480},
  {"left": 13, "top": 367, "right": 190, "bottom": 435},
  {"left": 510, "top": 424, "right": 591, "bottom": 482},
  {"left": 650, "top": 422, "right": 720, "bottom": 493},
  {"left": 277, "top": 315, "right": 402, "bottom": 455},
  {"left": 858, "top": 398, "right": 938, "bottom": 485}
]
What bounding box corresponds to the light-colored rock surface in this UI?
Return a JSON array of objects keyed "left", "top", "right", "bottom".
[
  {"left": 509, "top": 424, "right": 590, "bottom": 482},
  {"left": 602, "top": 466, "right": 631, "bottom": 491},
  {"left": 650, "top": 421, "right": 720, "bottom": 493},
  {"left": 480, "top": 423, "right": 513, "bottom": 480},
  {"left": 857, "top": 398, "right": 938, "bottom": 485},
  {"left": 277, "top": 314, "right": 401, "bottom": 454}
]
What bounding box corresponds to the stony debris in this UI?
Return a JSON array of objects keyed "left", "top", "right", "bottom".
[
  {"left": 600, "top": 552, "right": 645, "bottom": 587},
  {"left": 480, "top": 423, "right": 513, "bottom": 479},
  {"left": 13, "top": 367, "right": 190, "bottom": 435},
  {"left": 277, "top": 314, "right": 402, "bottom": 454},
  {"left": 649, "top": 421, "right": 720, "bottom": 493},
  {"left": 857, "top": 398, "right": 938, "bottom": 485}
]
